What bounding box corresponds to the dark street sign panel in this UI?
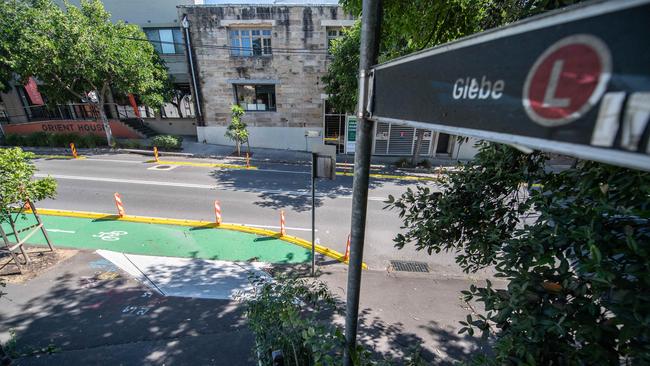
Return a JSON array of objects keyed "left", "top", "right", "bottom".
[{"left": 371, "top": 0, "right": 650, "bottom": 171}]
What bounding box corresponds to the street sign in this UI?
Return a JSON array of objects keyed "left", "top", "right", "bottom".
[
  {"left": 346, "top": 116, "right": 358, "bottom": 154},
  {"left": 312, "top": 143, "right": 336, "bottom": 179},
  {"left": 371, "top": 0, "right": 650, "bottom": 171}
]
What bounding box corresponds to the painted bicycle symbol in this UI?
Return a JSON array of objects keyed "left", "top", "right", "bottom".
[{"left": 93, "top": 231, "right": 128, "bottom": 241}]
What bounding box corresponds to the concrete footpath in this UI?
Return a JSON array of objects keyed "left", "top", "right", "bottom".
[
  {"left": 318, "top": 267, "right": 495, "bottom": 364},
  {"left": 0, "top": 249, "right": 496, "bottom": 365}
]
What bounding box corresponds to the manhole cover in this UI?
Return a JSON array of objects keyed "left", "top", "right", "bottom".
[{"left": 390, "top": 260, "right": 429, "bottom": 273}]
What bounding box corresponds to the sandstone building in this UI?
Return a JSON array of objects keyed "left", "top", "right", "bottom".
[{"left": 178, "top": 1, "right": 354, "bottom": 151}]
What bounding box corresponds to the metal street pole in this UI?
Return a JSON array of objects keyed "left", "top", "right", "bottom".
[
  {"left": 344, "top": 0, "right": 381, "bottom": 364},
  {"left": 311, "top": 153, "right": 316, "bottom": 277}
]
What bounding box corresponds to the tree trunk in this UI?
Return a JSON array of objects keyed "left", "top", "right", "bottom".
[
  {"left": 236, "top": 141, "right": 241, "bottom": 156},
  {"left": 104, "top": 89, "right": 119, "bottom": 120},
  {"left": 411, "top": 129, "right": 425, "bottom": 167},
  {"left": 97, "top": 103, "right": 115, "bottom": 147}
]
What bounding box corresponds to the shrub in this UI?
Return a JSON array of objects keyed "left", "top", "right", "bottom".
[
  {"left": 151, "top": 135, "right": 183, "bottom": 150},
  {"left": 80, "top": 134, "right": 105, "bottom": 148},
  {"left": 4, "top": 134, "right": 25, "bottom": 146},
  {"left": 245, "top": 275, "right": 426, "bottom": 365},
  {"left": 117, "top": 139, "right": 143, "bottom": 149},
  {"left": 387, "top": 142, "right": 650, "bottom": 364},
  {"left": 25, "top": 132, "right": 49, "bottom": 147},
  {"left": 395, "top": 158, "right": 412, "bottom": 168},
  {"left": 46, "top": 133, "right": 78, "bottom": 148},
  {"left": 417, "top": 159, "right": 432, "bottom": 169},
  {"left": 246, "top": 276, "right": 366, "bottom": 365}
]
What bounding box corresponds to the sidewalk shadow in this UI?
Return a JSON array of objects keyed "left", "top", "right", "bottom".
[
  {"left": 348, "top": 304, "right": 488, "bottom": 364},
  {"left": 1, "top": 259, "right": 254, "bottom": 365}
]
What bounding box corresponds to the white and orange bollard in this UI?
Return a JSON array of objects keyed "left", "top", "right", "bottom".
[
  {"left": 344, "top": 234, "right": 351, "bottom": 261},
  {"left": 114, "top": 192, "right": 125, "bottom": 217},
  {"left": 70, "top": 142, "right": 78, "bottom": 159},
  {"left": 214, "top": 200, "right": 222, "bottom": 225},
  {"left": 280, "top": 210, "right": 286, "bottom": 236},
  {"left": 153, "top": 146, "right": 159, "bottom": 162}
]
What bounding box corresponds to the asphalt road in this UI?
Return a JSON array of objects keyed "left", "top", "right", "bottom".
[{"left": 32, "top": 153, "right": 478, "bottom": 276}]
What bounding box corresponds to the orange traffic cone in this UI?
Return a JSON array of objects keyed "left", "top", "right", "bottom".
[{"left": 344, "top": 234, "right": 351, "bottom": 261}]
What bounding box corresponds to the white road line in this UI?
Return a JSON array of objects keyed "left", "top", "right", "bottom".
[
  {"left": 34, "top": 173, "right": 347, "bottom": 198},
  {"left": 76, "top": 158, "right": 145, "bottom": 164},
  {"left": 48, "top": 229, "right": 76, "bottom": 233},
  {"left": 340, "top": 195, "right": 386, "bottom": 202},
  {"left": 35, "top": 174, "right": 218, "bottom": 189}
]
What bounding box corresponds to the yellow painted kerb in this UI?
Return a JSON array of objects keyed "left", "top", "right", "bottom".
[
  {"left": 35, "top": 208, "right": 367, "bottom": 269},
  {"left": 33, "top": 155, "right": 87, "bottom": 160},
  {"left": 147, "top": 159, "right": 258, "bottom": 170},
  {"left": 336, "top": 171, "right": 437, "bottom": 181}
]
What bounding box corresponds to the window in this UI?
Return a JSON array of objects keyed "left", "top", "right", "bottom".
[
  {"left": 234, "top": 84, "right": 276, "bottom": 111},
  {"left": 230, "top": 29, "right": 272, "bottom": 56},
  {"left": 144, "top": 28, "right": 184, "bottom": 54},
  {"left": 327, "top": 28, "right": 344, "bottom": 55}
]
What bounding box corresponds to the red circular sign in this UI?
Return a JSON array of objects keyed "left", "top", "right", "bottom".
[{"left": 523, "top": 35, "right": 611, "bottom": 126}]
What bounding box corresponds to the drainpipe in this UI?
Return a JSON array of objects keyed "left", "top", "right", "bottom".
[{"left": 182, "top": 15, "right": 203, "bottom": 125}]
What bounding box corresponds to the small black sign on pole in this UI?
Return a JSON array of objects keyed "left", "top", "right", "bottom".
[{"left": 311, "top": 143, "right": 336, "bottom": 276}]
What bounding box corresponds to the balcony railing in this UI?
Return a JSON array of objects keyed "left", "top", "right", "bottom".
[{"left": 1, "top": 100, "right": 196, "bottom": 124}]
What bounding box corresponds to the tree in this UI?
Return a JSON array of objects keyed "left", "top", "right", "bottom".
[
  {"left": 0, "top": 0, "right": 171, "bottom": 145},
  {"left": 0, "top": 147, "right": 57, "bottom": 224},
  {"left": 225, "top": 104, "right": 249, "bottom": 156},
  {"left": 386, "top": 143, "right": 650, "bottom": 364}
]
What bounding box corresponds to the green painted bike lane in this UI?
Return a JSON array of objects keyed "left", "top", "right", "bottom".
[{"left": 3, "top": 214, "right": 311, "bottom": 264}]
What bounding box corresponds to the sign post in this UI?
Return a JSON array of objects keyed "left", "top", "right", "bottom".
[
  {"left": 370, "top": 0, "right": 650, "bottom": 171},
  {"left": 311, "top": 143, "right": 336, "bottom": 277},
  {"left": 346, "top": 116, "right": 358, "bottom": 154}
]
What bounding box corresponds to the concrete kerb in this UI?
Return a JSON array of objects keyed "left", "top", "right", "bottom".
[{"left": 31, "top": 208, "right": 368, "bottom": 270}]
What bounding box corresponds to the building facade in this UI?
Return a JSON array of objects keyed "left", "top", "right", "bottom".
[
  {"left": 0, "top": 0, "right": 199, "bottom": 136},
  {"left": 178, "top": 2, "right": 354, "bottom": 151},
  {"left": 178, "top": 1, "right": 478, "bottom": 159}
]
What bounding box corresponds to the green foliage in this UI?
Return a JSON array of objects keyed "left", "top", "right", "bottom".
[
  {"left": 245, "top": 276, "right": 425, "bottom": 365},
  {"left": 322, "top": 22, "right": 360, "bottom": 114},
  {"left": 246, "top": 276, "right": 347, "bottom": 365},
  {"left": 324, "top": 0, "right": 581, "bottom": 113},
  {"left": 3, "top": 133, "right": 106, "bottom": 148},
  {"left": 386, "top": 142, "right": 650, "bottom": 364},
  {"left": 4, "top": 134, "right": 26, "bottom": 147},
  {"left": 0, "top": 0, "right": 171, "bottom": 108},
  {"left": 80, "top": 134, "right": 105, "bottom": 148},
  {"left": 0, "top": 147, "right": 57, "bottom": 223},
  {"left": 151, "top": 135, "right": 183, "bottom": 150},
  {"left": 117, "top": 139, "right": 144, "bottom": 150},
  {"left": 225, "top": 105, "right": 249, "bottom": 156}
]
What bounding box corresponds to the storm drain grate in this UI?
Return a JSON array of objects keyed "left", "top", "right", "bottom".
[{"left": 390, "top": 260, "right": 429, "bottom": 273}]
